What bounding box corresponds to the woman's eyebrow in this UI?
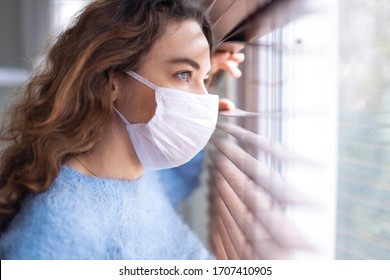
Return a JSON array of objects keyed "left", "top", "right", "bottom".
[{"left": 168, "top": 57, "right": 200, "bottom": 70}]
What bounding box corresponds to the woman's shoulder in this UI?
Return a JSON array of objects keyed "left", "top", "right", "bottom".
[
  {"left": 21, "top": 165, "right": 104, "bottom": 217},
  {"left": 0, "top": 165, "right": 135, "bottom": 259},
  {"left": 3, "top": 168, "right": 147, "bottom": 259}
]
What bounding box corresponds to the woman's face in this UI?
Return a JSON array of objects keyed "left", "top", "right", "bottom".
[{"left": 115, "top": 20, "right": 211, "bottom": 124}]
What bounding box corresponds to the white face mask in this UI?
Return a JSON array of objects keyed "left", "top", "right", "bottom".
[{"left": 115, "top": 70, "right": 219, "bottom": 170}]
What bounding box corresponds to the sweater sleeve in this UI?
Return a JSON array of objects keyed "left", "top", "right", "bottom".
[
  {"left": 0, "top": 188, "right": 105, "bottom": 260},
  {"left": 151, "top": 150, "right": 205, "bottom": 208}
]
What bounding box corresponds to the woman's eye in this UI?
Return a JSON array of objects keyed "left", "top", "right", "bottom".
[{"left": 176, "top": 71, "right": 191, "bottom": 82}]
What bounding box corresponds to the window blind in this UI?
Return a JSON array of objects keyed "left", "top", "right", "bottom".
[
  {"left": 203, "top": 0, "right": 315, "bottom": 53},
  {"left": 206, "top": 0, "right": 338, "bottom": 260}
]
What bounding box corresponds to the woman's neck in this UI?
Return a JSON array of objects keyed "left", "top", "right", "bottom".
[{"left": 65, "top": 114, "right": 143, "bottom": 180}]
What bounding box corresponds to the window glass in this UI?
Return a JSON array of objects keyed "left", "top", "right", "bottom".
[{"left": 336, "top": 0, "right": 390, "bottom": 259}]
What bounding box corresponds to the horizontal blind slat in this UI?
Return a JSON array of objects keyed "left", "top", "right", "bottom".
[
  {"left": 210, "top": 227, "right": 228, "bottom": 260},
  {"left": 224, "top": 0, "right": 314, "bottom": 42},
  {"left": 210, "top": 188, "right": 253, "bottom": 259},
  {"left": 211, "top": 186, "right": 260, "bottom": 259},
  {"left": 211, "top": 136, "right": 311, "bottom": 204},
  {"left": 212, "top": 180, "right": 285, "bottom": 259},
  {"left": 209, "top": 189, "right": 241, "bottom": 259},
  {"left": 213, "top": 170, "right": 294, "bottom": 259},
  {"left": 209, "top": 0, "right": 269, "bottom": 43},
  {"left": 213, "top": 154, "right": 314, "bottom": 251},
  {"left": 214, "top": 212, "right": 240, "bottom": 259},
  {"left": 217, "top": 122, "right": 306, "bottom": 164}
]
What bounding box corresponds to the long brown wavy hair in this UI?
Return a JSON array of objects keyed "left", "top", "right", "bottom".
[{"left": 0, "top": 0, "right": 212, "bottom": 233}]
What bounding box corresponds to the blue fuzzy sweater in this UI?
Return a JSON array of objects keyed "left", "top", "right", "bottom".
[{"left": 0, "top": 155, "right": 212, "bottom": 259}]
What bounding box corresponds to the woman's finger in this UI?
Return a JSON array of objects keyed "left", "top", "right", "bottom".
[{"left": 218, "top": 98, "right": 236, "bottom": 111}]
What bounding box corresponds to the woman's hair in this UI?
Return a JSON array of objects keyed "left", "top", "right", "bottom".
[{"left": 0, "top": 0, "right": 212, "bottom": 232}]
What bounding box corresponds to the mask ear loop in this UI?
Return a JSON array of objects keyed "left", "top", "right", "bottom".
[
  {"left": 113, "top": 107, "right": 131, "bottom": 125},
  {"left": 126, "top": 71, "right": 157, "bottom": 91}
]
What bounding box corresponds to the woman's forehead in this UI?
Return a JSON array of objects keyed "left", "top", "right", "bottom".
[{"left": 147, "top": 20, "right": 211, "bottom": 65}]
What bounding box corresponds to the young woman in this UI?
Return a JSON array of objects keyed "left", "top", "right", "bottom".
[{"left": 0, "top": 0, "right": 243, "bottom": 259}]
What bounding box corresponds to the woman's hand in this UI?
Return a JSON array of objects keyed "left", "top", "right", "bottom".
[
  {"left": 211, "top": 50, "right": 245, "bottom": 111},
  {"left": 212, "top": 51, "right": 245, "bottom": 78},
  {"left": 219, "top": 98, "right": 235, "bottom": 111}
]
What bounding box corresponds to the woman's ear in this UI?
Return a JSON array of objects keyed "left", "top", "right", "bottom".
[{"left": 110, "top": 73, "right": 120, "bottom": 102}]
